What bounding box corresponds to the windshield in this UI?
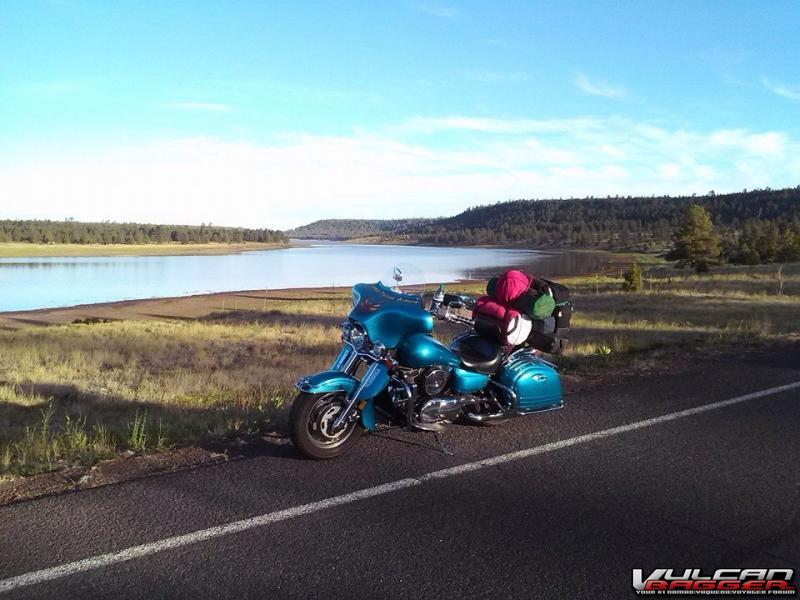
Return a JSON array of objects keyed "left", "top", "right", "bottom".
[{"left": 378, "top": 263, "right": 430, "bottom": 297}]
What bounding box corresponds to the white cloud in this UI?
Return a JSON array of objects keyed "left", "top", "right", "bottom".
[
  {"left": 1, "top": 117, "right": 798, "bottom": 229},
  {"left": 659, "top": 163, "right": 681, "bottom": 179},
  {"left": 465, "top": 70, "right": 529, "bottom": 83},
  {"left": 401, "top": 115, "right": 604, "bottom": 135},
  {"left": 762, "top": 77, "right": 800, "bottom": 101},
  {"left": 417, "top": 2, "right": 459, "bottom": 18},
  {"left": 709, "top": 129, "right": 786, "bottom": 157},
  {"left": 574, "top": 72, "right": 628, "bottom": 99},
  {"left": 161, "top": 102, "right": 234, "bottom": 112}
]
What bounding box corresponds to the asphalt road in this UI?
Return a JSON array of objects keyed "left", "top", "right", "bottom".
[{"left": 1, "top": 345, "right": 799, "bottom": 599}]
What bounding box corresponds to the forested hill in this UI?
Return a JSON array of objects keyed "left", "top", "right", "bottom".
[
  {"left": 410, "top": 187, "right": 799, "bottom": 250},
  {"left": 289, "top": 187, "right": 800, "bottom": 251},
  {"left": 0, "top": 220, "right": 288, "bottom": 245},
  {"left": 287, "top": 218, "right": 434, "bottom": 240}
]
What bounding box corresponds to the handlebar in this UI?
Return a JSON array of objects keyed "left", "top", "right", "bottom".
[
  {"left": 439, "top": 309, "right": 475, "bottom": 328},
  {"left": 429, "top": 285, "right": 476, "bottom": 328}
]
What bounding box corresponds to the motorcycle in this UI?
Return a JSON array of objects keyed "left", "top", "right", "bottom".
[{"left": 289, "top": 270, "right": 564, "bottom": 459}]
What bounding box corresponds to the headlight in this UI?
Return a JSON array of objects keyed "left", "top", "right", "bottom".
[{"left": 350, "top": 324, "right": 368, "bottom": 351}]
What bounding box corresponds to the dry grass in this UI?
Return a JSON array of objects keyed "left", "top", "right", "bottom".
[
  {"left": 0, "top": 261, "right": 797, "bottom": 477},
  {"left": 0, "top": 293, "right": 352, "bottom": 476},
  {"left": 450, "top": 261, "right": 799, "bottom": 368}
]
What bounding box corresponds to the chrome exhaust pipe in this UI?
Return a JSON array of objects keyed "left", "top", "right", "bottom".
[{"left": 465, "top": 410, "right": 514, "bottom": 425}]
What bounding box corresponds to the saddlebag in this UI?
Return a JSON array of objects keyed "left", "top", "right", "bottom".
[{"left": 496, "top": 352, "right": 563, "bottom": 412}]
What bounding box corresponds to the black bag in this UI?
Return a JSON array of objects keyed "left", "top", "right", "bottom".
[
  {"left": 526, "top": 331, "right": 569, "bottom": 355},
  {"left": 541, "top": 278, "right": 571, "bottom": 302},
  {"left": 532, "top": 316, "right": 556, "bottom": 335},
  {"left": 525, "top": 277, "right": 572, "bottom": 354},
  {"left": 473, "top": 314, "right": 504, "bottom": 344},
  {"left": 553, "top": 302, "right": 572, "bottom": 333},
  {"left": 540, "top": 278, "right": 571, "bottom": 332}
]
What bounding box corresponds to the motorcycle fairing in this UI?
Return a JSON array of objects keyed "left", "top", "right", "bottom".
[{"left": 349, "top": 282, "right": 434, "bottom": 348}]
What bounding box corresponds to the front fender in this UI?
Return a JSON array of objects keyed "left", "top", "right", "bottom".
[
  {"left": 295, "top": 363, "right": 390, "bottom": 432},
  {"left": 296, "top": 370, "right": 358, "bottom": 395}
]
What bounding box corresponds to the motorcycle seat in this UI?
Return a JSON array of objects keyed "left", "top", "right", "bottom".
[{"left": 452, "top": 334, "right": 503, "bottom": 375}]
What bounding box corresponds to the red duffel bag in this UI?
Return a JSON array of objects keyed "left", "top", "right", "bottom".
[{"left": 473, "top": 298, "right": 533, "bottom": 346}]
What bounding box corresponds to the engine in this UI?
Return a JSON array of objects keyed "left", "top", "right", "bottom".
[{"left": 387, "top": 366, "right": 482, "bottom": 429}]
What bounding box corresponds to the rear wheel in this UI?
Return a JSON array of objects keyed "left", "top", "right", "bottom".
[{"left": 289, "top": 392, "right": 364, "bottom": 459}]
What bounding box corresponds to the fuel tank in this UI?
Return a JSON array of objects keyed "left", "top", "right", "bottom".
[{"left": 396, "top": 333, "right": 460, "bottom": 369}]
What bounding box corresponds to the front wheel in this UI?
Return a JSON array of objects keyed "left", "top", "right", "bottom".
[{"left": 289, "top": 392, "right": 364, "bottom": 459}]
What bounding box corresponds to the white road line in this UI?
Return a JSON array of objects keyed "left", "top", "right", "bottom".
[{"left": 1, "top": 380, "right": 799, "bottom": 594}]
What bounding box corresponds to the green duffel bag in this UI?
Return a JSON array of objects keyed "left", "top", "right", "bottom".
[{"left": 512, "top": 289, "right": 556, "bottom": 319}]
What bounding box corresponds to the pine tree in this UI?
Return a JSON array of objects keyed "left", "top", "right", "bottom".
[
  {"left": 667, "top": 204, "right": 720, "bottom": 272},
  {"left": 622, "top": 262, "right": 644, "bottom": 292}
]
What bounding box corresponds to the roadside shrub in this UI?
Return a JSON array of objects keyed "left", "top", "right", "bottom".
[
  {"left": 694, "top": 259, "right": 711, "bottom": 274},
  {"left": 622, "top": 263, "right": 644, "bottom": 292},
  {"left": 0, "top": 403, "right": 119, "bottom": 477},
  {"left": 128, "top": 410, "right": 149, "bottom": 453}
]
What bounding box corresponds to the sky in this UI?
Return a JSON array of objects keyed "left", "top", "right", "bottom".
[{"left": 1, "top": 1, "right": 799, "bottom": 230}]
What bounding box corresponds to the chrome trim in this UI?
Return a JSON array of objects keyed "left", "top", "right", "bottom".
[
  {"left": 465, "top": 411, "right": 513, "bottom": 424},
  {"left": 504, "top": 347, "right": 558, "bottom": 370},
  {"left": 389, "top": 375, "right": 412, "bottom": 407},
  {"left": 295, "top": 376, "right": 312, "bottom": 393},
  {"left": 443, "top": 306, "right": 474, "bottom": 328},
  {"left": 336, "top": 339, "right": 387, "bottom": 367},
  {"left": 516, "top": 402, "right": 564, "bottom": 416},
  {"left": 489, "top": 379, "right": 517, "bottom": 409},
  {"left": 466, "top": 399, "right": 564, "bottom": 423},
  {"left": 349, "top": 322, "right": 369, "bottom": 351}
]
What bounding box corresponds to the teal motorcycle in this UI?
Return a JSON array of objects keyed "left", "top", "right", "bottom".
[{"left": 290, "top": 274, "right": 564, "bottom": 459}]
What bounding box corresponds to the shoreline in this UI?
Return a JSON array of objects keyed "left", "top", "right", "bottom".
[
  {"left": 0, "top": 241, "right": 289, "bottom": 258},
  {"left": 0, "top": 286, "right": 349, "bottom": 329}
]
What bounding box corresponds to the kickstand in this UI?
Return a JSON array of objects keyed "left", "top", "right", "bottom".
[{"left": 433, "top": 431, "right": 454, "bottom": 456}]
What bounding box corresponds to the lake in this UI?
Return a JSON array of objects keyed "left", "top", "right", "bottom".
[{"left": 0, "top": 243, "right": 610, "bottom": 312}]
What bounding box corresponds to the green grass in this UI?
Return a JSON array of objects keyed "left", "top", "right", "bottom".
[
  {"left": 0, "top": 241, "right": 286, "bottom": 258},
  {"left": 0, "top": 261, "right": 797, "bottom": 478},
  {"left": 1, "top": 402, "right": 118, "bottom": 476}
]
